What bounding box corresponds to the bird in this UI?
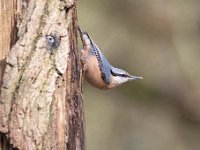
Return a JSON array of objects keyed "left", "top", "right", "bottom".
[{"left": 78, "top": 27, "right": 143, "bottom": 90}]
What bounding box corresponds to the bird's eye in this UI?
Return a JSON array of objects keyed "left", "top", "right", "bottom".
[
  {"left": 121, "top": 74, "right": 130, "bottom": 78},
  {"left": 122, "top": 74, "right": 126, "bottom": 77}
]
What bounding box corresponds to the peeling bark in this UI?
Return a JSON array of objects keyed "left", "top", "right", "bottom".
[{"left": 0, "top": 0, "right": 85, "bottom": 149}]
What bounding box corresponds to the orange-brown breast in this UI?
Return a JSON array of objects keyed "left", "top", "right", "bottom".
[{"left": 81, "top": 50, "right": 109, "bottom": 90}]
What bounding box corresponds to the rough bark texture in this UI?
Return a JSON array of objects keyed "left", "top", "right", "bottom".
[{"left": 0, "top": 0, "right": 85, "bottom": 150}]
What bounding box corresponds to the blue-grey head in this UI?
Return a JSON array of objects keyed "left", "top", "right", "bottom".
[{"left": 110, "top": 67, "right": 143, "bottom": 88}]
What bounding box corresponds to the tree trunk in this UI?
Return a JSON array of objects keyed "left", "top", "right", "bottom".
[{"left": 0, "top": 0, "right": 85, "bottom": 150}]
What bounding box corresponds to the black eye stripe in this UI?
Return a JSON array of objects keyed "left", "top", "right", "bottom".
[{"left": 110, "top": 70, "right": 130, "bottom": 78}]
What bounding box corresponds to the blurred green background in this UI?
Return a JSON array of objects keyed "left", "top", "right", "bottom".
[{"left": 77, "top": 1, "right": 200, "bottom": 150}]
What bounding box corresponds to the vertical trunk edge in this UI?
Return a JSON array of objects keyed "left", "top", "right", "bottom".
[{"left": 66, "top": 7, "right": 85, "bottom": 150}]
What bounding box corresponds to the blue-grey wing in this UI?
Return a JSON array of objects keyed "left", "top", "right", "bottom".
[{"left": 91, "top": 41, "right": 112, "bottom": 85}]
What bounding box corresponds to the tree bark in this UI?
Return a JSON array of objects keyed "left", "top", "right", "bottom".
[{"left": 0, "top": 0, "right": 85, "bottom": 150}]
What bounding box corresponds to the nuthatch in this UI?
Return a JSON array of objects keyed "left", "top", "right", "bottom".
[{"left": 78, "top": 27, "right": 143, "bottom": 90}]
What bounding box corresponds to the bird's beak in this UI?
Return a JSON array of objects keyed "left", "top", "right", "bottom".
[{"left": 130, "top": 76, "right": 143, "bottom": 80}]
